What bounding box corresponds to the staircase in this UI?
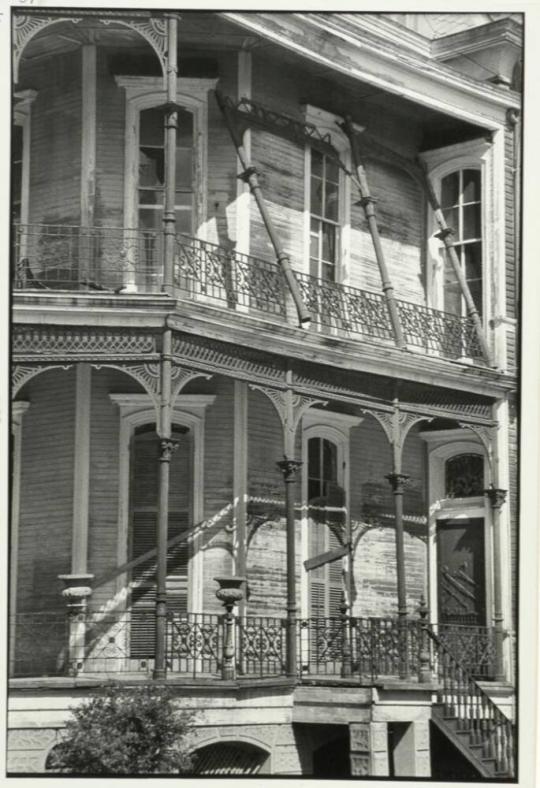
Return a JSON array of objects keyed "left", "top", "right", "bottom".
[{"left": 428, "top": 629, "right": 515, "bottom": 779}]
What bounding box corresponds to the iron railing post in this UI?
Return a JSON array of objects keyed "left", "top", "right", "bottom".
[
  {"left": 417, "top": 596, "right": 431, "bottom": 683},
  {"left": 277, "top": 459, "right": 302, "bottom": 678},
  {"left": 485, "top": 486, "right": 507, "bottom": 682}
]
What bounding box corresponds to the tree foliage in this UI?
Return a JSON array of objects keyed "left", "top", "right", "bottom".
[{"left": 48, "top": 683, "right": 195, "bottom": 775}]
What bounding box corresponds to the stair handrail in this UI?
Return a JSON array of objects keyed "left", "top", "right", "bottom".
[{"left": 426, "top": 626, "right": 515, "bottom": 777}]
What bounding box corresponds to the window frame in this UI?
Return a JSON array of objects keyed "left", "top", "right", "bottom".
[
  {"left": 420, "top": 429, "right": 492, "bottom": 629},
  {"left": 300, "top": 411, "right": 362, "bottom": 618},
  {"left": 303, "top": 105, "right": 351, "bottom": 285},
  {"left": 13, "top": 90, "right": 37, "bottom": 229},
  {"left": 109, "top": 393, "right": 215, "bottom": 617},
  {"left": 115, "top": 76, "right": 217, "bottom": 239},
  {"left": 421, "top": 137, "right": 497, "bottom": 330}
]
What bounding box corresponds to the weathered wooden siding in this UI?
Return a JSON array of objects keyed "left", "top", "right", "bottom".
[
  {"left": 17, "top": 368, "right": 76, "bottom": 611},
  {"left": 350, "top": 161, "right": 425, "bottom": 303},
  {"left": 350, "top": 419, "right": 427, "bottom": 617},
  {"left": 250, "top": 52, "right": 425, "bottom": 301},
  {"left": 21, "top": 51, "right": 82, "bottom": 225}
]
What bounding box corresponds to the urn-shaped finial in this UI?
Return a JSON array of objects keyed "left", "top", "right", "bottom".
[{"left": 214, "top": 575, "right": 246, "bottom": 610}]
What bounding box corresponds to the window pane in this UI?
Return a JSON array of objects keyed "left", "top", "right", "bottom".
[
  {"left": 441, "top": 172, "right": 459, "bottom": 208},
  {"left": 468, "top": 279, "right": 482, "bottom": 316},
  {"left": 443, "top": 259, "right": 461, "bottom": 315},
  {"left": 326, "top": 157, "right": 339, "bottom": 184},
  {"left": 140, "top": 108, "right": 163, "bottom": 146},
  {"left": 462, "top": 169, "right": 480, "bottom": 203},
  {"left": 139, "top": 147, "right": 164, "bottom": 187},
  {"left": 310, "top": 230, "right": 319, "bottom": 261},
  {"left": 311, "top": 149, "right": 323, "bottom": 178},
  {"left": 139, "top": 208, "right": 162, "bottom": 231},
  {"left": 464, "top": 242, "right": 482, "bottom": 280},
  {"left": 322, "top": 262, "right": 335, "bottom": 282},
  {"left": 321, "top": 222, "right": 336, "bottom": 263},
  {"left": 311, "top": 176, "right": 323, "bottom": 216},
  {"left": 309, "top": 257, "right": 319, "bottom": 278},
  {"left": 174, "top": 191, "right": 192, "bottom": 208},
  {"left": 323, "top": 439, "right": 337, "bottom": 483},
  {"left": 308, "top": 437, "right": 320, "bottom": 479},
  {"left": 139, "top": 189, "right": 163, "bottom": 207},
  {"left": 442, "top": 207, "right": 459, "bottom": 236},
  {"left": 445, "top": 454, "right": 484, "bottom": 497},
  {"left": 175, "top": 149, "right": 193, "bottom": 189},
  {"left": 325, "top": 181, "right": 339, "bottom": 222},
  {"left": 175, "top": 209, "right": 192, "bottom": 235},
  {"left": 176, "top": 109, "right": 193, "bottom": 146},
  {"left": 463, "top": 203, "right": 481, "bottom": 240}
]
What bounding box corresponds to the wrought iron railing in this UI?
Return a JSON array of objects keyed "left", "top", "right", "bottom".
[
  {"left": 174, "top": 233, "right": 287, "bottom": 317},
  {"left": 10, "top": 610, "right": 499, "bottom": 685},
  {"left": 427, "top": 628, "right": 515, "bottom": 776},
  {"left": 12, "top": 223, "right": 163, "bottom": 293},
  {"left": 298, "top": 615, "right": 420, "bottom": 681},
  {"left": 433, "top": 623, "right": 496, "bottom": 680},
  {"left": 13, "top": 223, "right": 486, "bottom": 363}
]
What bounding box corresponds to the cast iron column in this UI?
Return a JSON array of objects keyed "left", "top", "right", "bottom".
[
  {"left": 153, "top": 329, "right": 177, "bottom": 680},
  {"left": 162, "top": 14, "right": 179, "bottom": 294},
  {"left": 277, "top": 458, "right": 302, "bottom": 677},
  {"left": 386, "top": 471, "right": 410, "bottom": 679},
  {"left": 485, "top": 486, "right": 507, "bottom": 682}
]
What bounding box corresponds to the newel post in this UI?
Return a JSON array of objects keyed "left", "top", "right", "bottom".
[
  {"left": 485, "top": 486, "right": 507, "bottom": 682},
  {"left": 58, "top": 573, "right": 94, "bottom": 676},
  {"left": 417, "top": 596, "right": 432, "bottom": 684},
  {"left": 277, "top": 458, "right": 303, "bottom": 678},
  {"left": 215, "top": 576, "right": 245, "bottom": 680}
]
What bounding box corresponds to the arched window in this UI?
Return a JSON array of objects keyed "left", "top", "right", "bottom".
[
  {"left": 439, "top": 167, "right": 483, "bottom": 317},
  {"left": 445, "top": 452, "right": 484, "bottom": 498}
]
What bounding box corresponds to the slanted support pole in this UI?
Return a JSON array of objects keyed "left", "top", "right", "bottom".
[
  {"left": 162, "top": 14, "right": 179, "bottom": 294},
  {"left": 485, "top": 486, "right": 507, "bottom": 682},
  {"left": 215, "top": 90, "right": 311, "bottom": 326},
  {"left": 420, "top": 163, "right": 493, "bottom": 366},
  {"left": 154, "top": 328, "right": 178, "bottom": 680},
  {"left": 340, "top": 116, "right": 406, "bottom": 350}
]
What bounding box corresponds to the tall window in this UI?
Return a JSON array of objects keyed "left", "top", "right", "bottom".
[
  {"left": 440, "top": 168, "right": 482, "bottom": 316},
  {"left": 129, "top": 423, "right": 191, "bottom": 657},
  {"left": 138, "top": 106, "right": 194, "bottom": 235},
  {"left": 307, "top": 436, "right": 343, "bottom": 618},
  {"left": 310, "top": 150, "right": 340, "bottom": 282}
]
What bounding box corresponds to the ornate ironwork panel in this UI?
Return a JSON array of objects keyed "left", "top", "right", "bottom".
[
  {"left": 236, "top": 616, "right": 286, "bottom": 677},
  {"left": 167, "top": 613, "right": 222, "bottom": 677},
  {"left": 13, "top": 223, "right": 163, "bottom": 294},
  {"left": 397, "top": 298, "right": 483, "bottom": 361},
  {"left": 434, "top": 623, "right": 496, "bottom": 679},
  {"left": 295, "top": 272, "right": 393, "bottom": 343},
  {"left": 174, "top": 233, "right": 287, "bottom": 317}
]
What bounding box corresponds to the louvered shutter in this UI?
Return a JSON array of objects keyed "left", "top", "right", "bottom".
[{"left": 129, "top": 427, "right": 191, "bottom": 658}]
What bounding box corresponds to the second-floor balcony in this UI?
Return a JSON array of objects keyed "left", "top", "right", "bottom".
[{"left": 12, "top": 223, "right": 484, "bottom": 364}]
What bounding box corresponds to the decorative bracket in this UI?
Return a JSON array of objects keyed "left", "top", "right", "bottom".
[
  {"left": 92, "top": 362, "right": 160, "bottom": 423},
  {"left": 102, "top": 16, "right": 168, "bottom": 83},
  {"left": 458, "top": 421, "right": 496, "bottom": 472},
  {"left": 12, "top": 363, "right": 73, "bottom": 397},
  {"left": 13, "top": 14, "right": 82, "bottom": 83},
  {"left": 362, "top": 401, "right": 432, "bottom": 471},
  {"left": 250, "top": 385, "right": 327, "bottom": 456},
  {"left": 171, "top": 365, "right": 212, "bottom": 403}
]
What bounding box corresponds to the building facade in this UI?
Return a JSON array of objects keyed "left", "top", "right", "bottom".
[{"left": 9, "top": 9, "right": 521, "bottom": 778}]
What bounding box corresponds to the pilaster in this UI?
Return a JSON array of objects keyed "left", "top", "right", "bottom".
[{"left": 349, "top": 722, "right": 389, "bottom": 776}]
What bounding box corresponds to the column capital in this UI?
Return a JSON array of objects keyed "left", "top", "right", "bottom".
[
  {"left": 277, "top": 458, "right": 302, "bottom": 482},
  {"left": 159, "top": 437, "right": 179, "bottom": 461},
  {"left": 484, "top": 486, "right": 507, "bottom": 510},
  {"left": 385, "top": 472, "right": 410, "bottom": 493}
]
